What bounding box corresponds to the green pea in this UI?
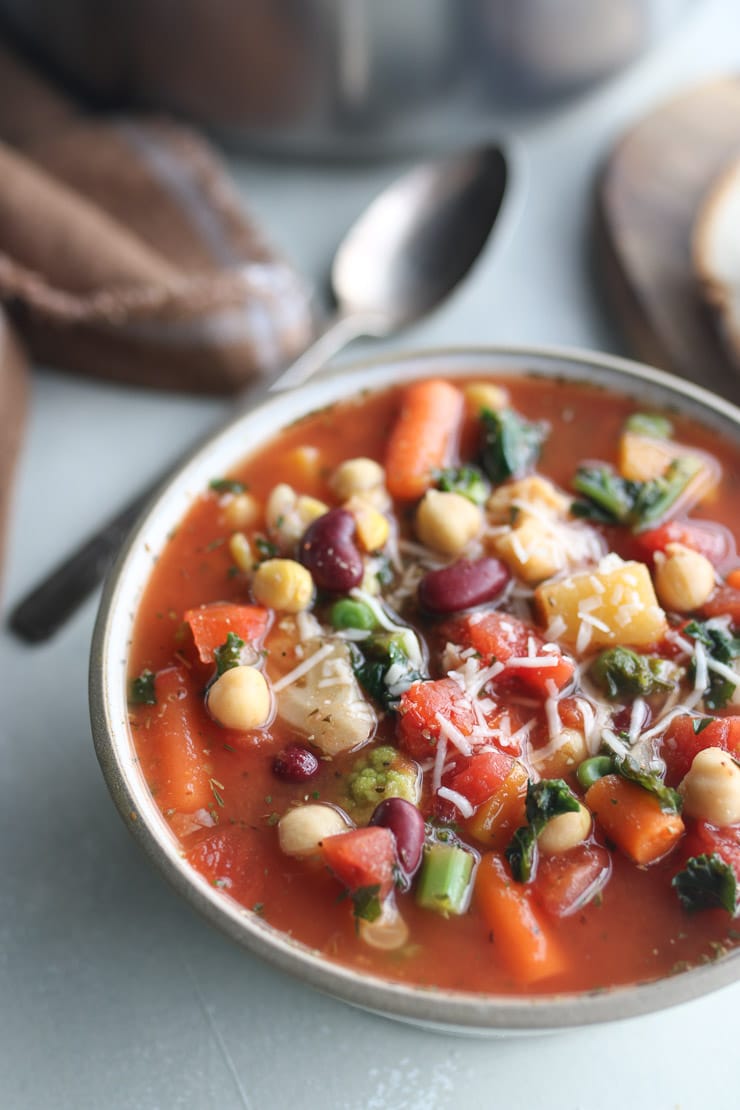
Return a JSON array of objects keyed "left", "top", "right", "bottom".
[
  {"left": 576, "top": 755, "right": 616, "bottom": 790},
  {"left": 330, "top": 597, "right": 377, "bottom": 631}
]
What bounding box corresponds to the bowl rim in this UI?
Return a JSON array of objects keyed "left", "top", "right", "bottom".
[{"left": 90, "top": 342, "right": 740, "bottom": 1032}]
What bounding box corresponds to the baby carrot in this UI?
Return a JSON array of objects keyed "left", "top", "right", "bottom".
[
  {"left": 385, "top": 379, "right": 464, "bottom": 500},
  {"left": 146, "top": 666, "right": 213, "bottom": 813},
  {"left": 726, "top": 568, "right": 740, "bottom": 590},
  {"left": 475, "top": 853, "right": 567, "bottom": 984},
  {"left": 585, "top": 774, "right": 684, "bottom": 866}
]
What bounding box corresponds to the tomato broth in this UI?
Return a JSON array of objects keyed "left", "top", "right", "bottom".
[{"left": 127, "top": 374, "right": 740, "bottom": 995}]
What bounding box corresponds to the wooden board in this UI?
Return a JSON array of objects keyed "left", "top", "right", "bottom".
[{"left": 595, "top": 77, "right": 740, "bottom": 407}]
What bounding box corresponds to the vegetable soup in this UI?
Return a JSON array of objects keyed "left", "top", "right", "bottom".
[{"left": 127, "top": 374, "right": 740, "bottom": 995}]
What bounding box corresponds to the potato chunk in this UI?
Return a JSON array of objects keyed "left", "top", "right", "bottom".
[
  {"left": 534, "top": 558, "right": 667, "bottom": 651},
  {"left": 277, "top": 639, "right": 377, "bottom": 754}
]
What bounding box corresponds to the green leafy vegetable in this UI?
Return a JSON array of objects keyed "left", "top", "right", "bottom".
[
  {"left": 571, "top": 457, "right": 702, "bottom": 532},
  {"left": 625, "top": 413, "right": 673, "bottom": 439},
  {"left": 479, "top": 407, "right": 547, "bottom": 485},
  {"left": 209, "top": 478, "right": 246, "bottom": 494},
  {"left": 692, "top": 717, "right": 714, "bottom": 735},
  {"left": 434, "top": 464, "right": 491, "bottom": 505},
  {"left": 590, "top": 646, "right": 678, "bottom": 700},
  {"left": 350, "top": 884, "right": 383, "bottom": 923},
  {"left": 254, "top": 535, "right": 279, "bottom": 561},
  {"left": 685, "top": 620, "right": 740, "bottom": 710},
  {"left": 672, "top": 854, "right": 737, "bottom": 914},
  {"left": 351, "top": 632, "right": 427, "bottom": 711},
  {"left": 613, "top": 756, "right": 682, "bottom": 814},
  {"left": 129, "top": 669, "right": 156, "bottom": 705},
  {"left": 213, "top": 632, "right": 246, "bottom": 676},
  {"left": 505, "top": 779, "right": 580, "bottom": 882}
]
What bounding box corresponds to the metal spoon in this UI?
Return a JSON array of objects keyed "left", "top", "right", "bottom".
[{"left": 9, "top": 145, "right": 508, "bottom": 642}]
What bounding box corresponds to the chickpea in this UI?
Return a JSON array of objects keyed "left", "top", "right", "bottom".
[
  {"left": 538, "top": 804, "right": 592, "bottom": 856},
  {"left": 252, "top": 558, "right": 314, "bottom": 612},
  {"left": 207, "top": 665, "right": 272, "bottom": 731},
  {"left": 679, "top": 747, "right": 740, "bottom": 826},
  {"left": 223, "top": 491, "right": 260, "bottom": 530},
  {"left": 332, "top": 457, "right": 386, "bottom": 501},
  {"left": 653, "top": 543, "right": 715, "bottom": 612},
  {"left": 278, "top": 804, "right": 351, "bottom": 858},
  {"left": 532, "top": 728, "right": 589, "bottom": 779},
  {"left": 415, "top": 490, "right": 482, "bottom": 556},
  {"left": 265, "top": 484, "right": 329, "bottom": 551}
]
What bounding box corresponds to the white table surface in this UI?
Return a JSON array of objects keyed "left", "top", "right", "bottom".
[{"left": 4, "top": 2, "right": 740, "bottom": 1107}]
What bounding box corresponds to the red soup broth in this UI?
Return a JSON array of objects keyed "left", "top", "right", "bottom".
[{"left": 127, "top": 375, "right": 740, "bottom": 995}]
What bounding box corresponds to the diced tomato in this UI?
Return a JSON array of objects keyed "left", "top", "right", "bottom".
[
  {"left": 661, "top": 715, "right": 740, "bottom": 785},
  {"left": 147, "top": 666, "right": 213, "bottom": 812},
  {"left": 321, "top": 826, "right": 395, "bottom": 899},
  {"left": 186, "top": 826, "right": 266, "bottom": 904},
  {"left": 452, "top": 611, "right": 575, "bottom": 695},
  {"left": 184, "top": 602, "right": 270, "bottom": 663},
  {"left": 533, "top": 843, "right": 611, "bottom": 918},
  {"left": 686, "top": 821, "right": 740, "bottom": 878},
  {"left": 447, "top": 749, "right": 515, "bottom": 808},
  {"left": 634, "top": 519, "right": 735, "bottom": 568},
  {"left": 700, "top": 585, "right": 740, "bottom": 625},
  {"left": 396, "top": 678, "right": 478, "bottom": 760}
]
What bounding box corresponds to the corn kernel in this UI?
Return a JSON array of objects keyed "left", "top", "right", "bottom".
[
  {"left": 223, "top": 491, "right": 260, "bottom": 529},
  {"left": 229, "top": 531, "right": 254, "bottom": 573},
  {"left": 252, "top": 558, "right": 314, "bottom": 612},
  {"left": 463, "top": 381, "right": 509, "bottom": 414}
]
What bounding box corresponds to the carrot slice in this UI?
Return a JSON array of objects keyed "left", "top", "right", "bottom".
[
  {"left": 385, "top": 379, "right": 464, "bottom": 500},
  {"left": 465, "top": 762, "right": 529, "bottom": 849},
  {"left": 475, "top": 853, "right": 567, "bottom": 984},
  {"left": 585, "top": 774, "right": 684, "bottom": 866},
  {"left": 145, "top": 666, "right": 212, "bottom": 813},
  {"left": 184, "top": 602, "right": 269, "bottom": 663},
  {"left": 727, "top": 568, "right": 740, "bottom": 590}
]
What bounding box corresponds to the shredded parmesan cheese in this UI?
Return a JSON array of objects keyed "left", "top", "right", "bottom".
[
  {"left": 437, "top": 787, "right": 475, "bottom": 819},
  {"left": 272, "top": 643, "right": 335, "bottom": 693}
]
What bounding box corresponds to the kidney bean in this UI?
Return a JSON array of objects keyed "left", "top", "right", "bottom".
[
  {"left": 272, "top": 745, "right": 320, "bottom": 783},
  {"left": 418, "top": 556, "right": 510, "bottom": 614},
  {"left": 299, "top": 508, "right": 364, "bottom": 592},
  {"left": 370, "top": 797, "right": 425, "bottom": 885}
]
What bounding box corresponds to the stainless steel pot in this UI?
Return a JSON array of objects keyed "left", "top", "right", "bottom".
[{"left": 0, "top": 1, "right": 693, "bottom": 155}]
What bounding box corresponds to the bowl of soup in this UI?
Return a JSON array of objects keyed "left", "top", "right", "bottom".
[{"left": 90, "top": 346, "right": 740, "bottom": 1032}]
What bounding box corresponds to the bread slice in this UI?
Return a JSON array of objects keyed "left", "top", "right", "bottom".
[{"left": 693, "top": 155, "right": 740, "bottom": 365}]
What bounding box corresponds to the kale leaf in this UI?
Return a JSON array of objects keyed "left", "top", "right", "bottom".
[
  {"left": 590, "top": 646, "right": 678, "bottom": 700},
  {"left": 351, "top": 633, "right": 427, "bottom": 712},
  {"left": 613, "top": 756, "right": 682, "bottom": 814},
  {"left": 434, "top": 464, "right": 491, "bottom": 505},
  {"left": 624, "top": 413, "right": 673, "bottom": 439},
  {"left": 672, "top": 854, "right": 737, "bottom": 915},
  {"left": 505, "top": 779, "right": 580, "bottom": 882},
  {"left": 129, "top": 669, "right": 156, "bottom": 705},
  {"left": 571, "top": 457, "right": 702, "bottom": 532},
  {"left": 685, "top": 620, "right": 740, "bottom": 710},
  {"left": 213, "top": 632, "right": 246, "bottom": 676},
  {"left": 479, "top": 407, "right": 547, "bottom": 485}
]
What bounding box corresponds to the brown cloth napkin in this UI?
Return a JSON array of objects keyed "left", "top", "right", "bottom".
[{"left": 0, "top": 41, "right": 313, "bottom": 394}]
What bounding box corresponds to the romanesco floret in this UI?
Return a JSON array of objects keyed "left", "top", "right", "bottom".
[{"left": 346, "top": 745, "right": 419, "bottom": 811}]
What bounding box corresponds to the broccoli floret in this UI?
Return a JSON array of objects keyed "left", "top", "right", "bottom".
[{"left": 346, "top": 745, "right": 418, "bottom": 814}]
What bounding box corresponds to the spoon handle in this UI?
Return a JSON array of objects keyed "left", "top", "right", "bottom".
[{"left": 8, "top": 312, "right": 367, "bottom": 643}]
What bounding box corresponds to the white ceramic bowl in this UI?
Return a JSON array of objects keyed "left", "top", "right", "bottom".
[{"left": 90, "top": 345, "right": 740, "bottom": 1033}]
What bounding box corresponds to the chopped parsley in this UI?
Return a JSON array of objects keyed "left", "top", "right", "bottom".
[
  {"left": 209, "top": 478, "right": 246, "bottom": 494},
  {"left": 129, "top": 669, "right": 156, "bottom": 705},
  {"left": 213, "top": 632, "right": 246, "bottom": 676}
]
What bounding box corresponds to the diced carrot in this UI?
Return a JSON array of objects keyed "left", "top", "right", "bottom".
[
  {"left": 384, "top": 379, "right": 464, "bottom": 501},
  {"left": 634, "top": 520, "right": 734, "bottom": 568},
  {"left": 475, "top": 853, "right": 567, "bottom": 984},
  {"left": 396, "top": 678, "right": 477, "bottom": 760},
  {"left": 533, "top": 843, "right": 611, "bottom": 919},
  {"left": 448, "top": 749, "right": 514, "bottom": 808},
  {"left": 452, "top": 611, "right": 575, "bottom": 695},
  {"left": 727, "top": 568, "right": 740, "bottom": 590},
  {"left": 321, "top": 826, "right": 395, "bottom": 899},
  {"left": 661, "top": 714, "right": 740, "bottom": 785},
  {"left": 465, "top": 761, "right": 529, "bottom": 849},
  {"left": 585, "top": 774, "right": 684, "bottom": 866},
  {"left": 147, "top": 666, "right": 213, "bottom": 812},
  {"left": 184, "top": 602, "right": 270, "bottom": 663}
]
